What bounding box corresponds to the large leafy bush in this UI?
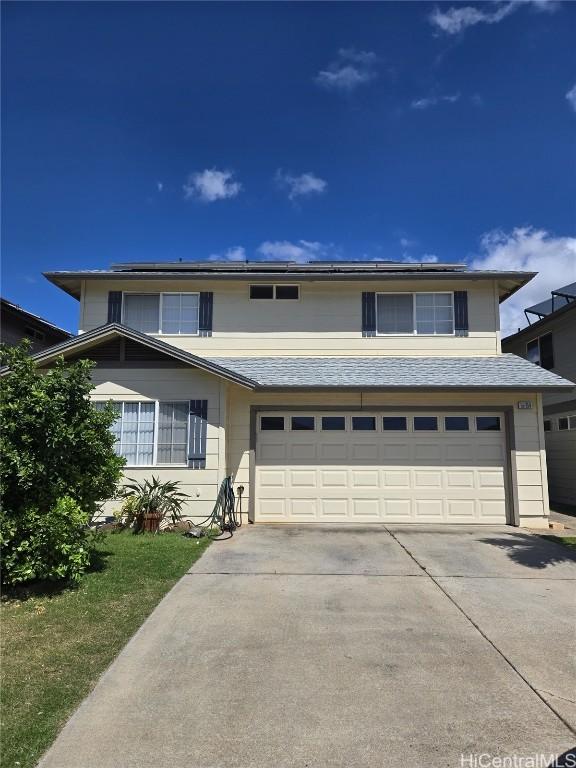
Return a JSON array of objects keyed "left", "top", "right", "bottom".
[{"left": 0, "top": 343, "right": 124, "bottom": 585}]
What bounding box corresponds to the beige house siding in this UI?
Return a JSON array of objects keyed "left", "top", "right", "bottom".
[
  {"left": 90, "top": 367, "right": 225, "bottom": 520},
  {"left": 81, "top": 278, "right": 500, "bottom": 357},
  {"left": 226, "top": 388, "right": 550, "bottom": 529}
]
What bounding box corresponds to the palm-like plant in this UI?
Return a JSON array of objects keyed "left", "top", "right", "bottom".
[{"left": 120, "top": 476, "right": 189, "bottom": 533}]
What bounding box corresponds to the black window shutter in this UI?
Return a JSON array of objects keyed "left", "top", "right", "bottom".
[
  {"left": 188, "top": 400, "right": 208, "bottom": 469},
  {"left": 108, "top": 291, "right": 122, "bottom": 324},
  {"left": 454, "top": 291, "right": 469, "bottom": 337},
  {"left": 362, "top": 292, "right": 376, "bottom": 337},
  {"left": 198, "top": 292, "right": 213, "bottom": 337}
]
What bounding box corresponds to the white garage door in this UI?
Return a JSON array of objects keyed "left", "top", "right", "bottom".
[{"left": 255, "top": 411, "right": 508, "bottom": 524}]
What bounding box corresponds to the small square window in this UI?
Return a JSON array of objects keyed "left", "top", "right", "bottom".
[
  {"left": 558, "top": 417, "right": 569, "bottom": 431},
  {"left": 476, "top": 416, "right": 501, "bottom": 431},
  {"left": 250, "top": 285, "right": 274, "bottom": 299},
  {"left": 322, "top": 416, "right": 345, "bottom": 431},
  {"left": 383, "top": 416, "right": 407, "bottom": 431},
  {"left": 291, "top": 416, "right": 314, "bottom": 431},
  {"left": 445, "top": 416, "right": 469, "bottom": 431},
  {"left": 260, "top": 416, "right": 285, "bottom": 430},
  {"left": 543, "top": 419, "right": 552, "bottom": 432},
  {"left": 569, "top": 416, "right": 576, "bottom": 430},
  {"left": 275, "top": 285, "right": 299, "bottom": 300},
  {"left": 414, "top": 416, "right": 438, "bottom": 431},
  {"left": 352, "top": 416, "right": 376, "bottom": 431}
]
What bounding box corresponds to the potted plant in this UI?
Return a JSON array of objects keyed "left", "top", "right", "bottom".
[{"left": 120, "top": 476, "right": 189, "bottom": 533}]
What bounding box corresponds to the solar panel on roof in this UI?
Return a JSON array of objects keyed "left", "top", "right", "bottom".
[{"left": 525, "top": 282, "right": 576, "bottom": 317}]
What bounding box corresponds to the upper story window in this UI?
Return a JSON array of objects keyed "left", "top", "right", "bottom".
[
  {"left": 376, "top": 293, "right": 454, "bottom": 335},
  {"left": 526, "top": 332, "right": 554, "bottom": 370},
  {"left": 122, "top": 293, "right": 199, "bottom": 335},
  {"left": 249, "top": 285, "right": 299, "bottom": 300}
]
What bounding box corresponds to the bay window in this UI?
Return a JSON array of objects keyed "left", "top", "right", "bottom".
[{"left": 376, "top": 293, "right": 454, "bottom": 335}]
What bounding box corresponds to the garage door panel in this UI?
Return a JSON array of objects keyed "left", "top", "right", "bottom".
[
  {"left": 288, "top": 499, "right": 317, "bottom": 520},
  {"left": 290, "top": 470, "right": 316, "bottom": 487},
  {"left": 320, "top": 499, "right": 348, "bottom": 519},
  {"left": 320, "top": 470, "right": 348, "bottom": 487},
  {"left": 319, "top": 443, "right": 347, "bottom": 461},
  {"left": 351, "top": 499, "right": 381, "bottom": 520},
  {"left": 352, "top": 470, "right": 380, "bottom": 488},
  {"left": 255, "top": 411, "right": 508, "bottom": 524},
  {"left": 446, "top": 499, "right": 477, "bottom": 520}
]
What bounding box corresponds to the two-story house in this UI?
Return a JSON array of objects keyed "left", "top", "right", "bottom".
[
  {"left": 1, "top": 297, "right": 71, "bottom": 351},
  {"left": 28, "top": 260, "right": 574, "bottom": 529},
  {"left": 502, "top": 282, "right": 576, "bottom": 507}
]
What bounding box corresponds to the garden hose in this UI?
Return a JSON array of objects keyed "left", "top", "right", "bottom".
[{"left": 186, "top": 476, "right": 242, "bottom": 540}]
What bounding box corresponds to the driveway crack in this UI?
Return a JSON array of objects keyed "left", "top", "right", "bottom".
[{"left": 383, "top": 525, "right": 576, "bottom": 738}]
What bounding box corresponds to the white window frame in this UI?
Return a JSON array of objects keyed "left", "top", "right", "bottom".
[
  {"left": 121, "top": 292, "right": 200, "bottom": 336},
  {"left": 94, "top": 399, "right": 190, "bottom": 467},
  {"left": 376, "top": 292, "right": 455, "bottom": 336},
  {"left": 249, "top": 284, "right": 300, "bottom": 301}
]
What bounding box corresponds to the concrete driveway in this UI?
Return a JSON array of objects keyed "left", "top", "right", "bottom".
[{"left": 40, "top": 526, "right": 576, "bottom": 768}]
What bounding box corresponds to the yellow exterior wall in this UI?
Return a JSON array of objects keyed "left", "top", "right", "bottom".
[
  {"left": 90, "top": 367, "right": 225, "bottom": 520},
  {"left": 81, "top": 278, "right": 500, "bottom": 357},
  {"left": 227, "top": 388, "right": 550, "bottom": 528}
]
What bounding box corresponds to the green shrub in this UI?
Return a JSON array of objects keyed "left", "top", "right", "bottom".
[
  {"left": 0, "top": 496, "right": 91, "bottom": 584},
  {"left": 0, "top": 342, "right": 125, "bottom": 586}
]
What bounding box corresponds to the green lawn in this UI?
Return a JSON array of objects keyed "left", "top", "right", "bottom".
[
  {"left": 550, "top": 536, "right": 576, "bottom": 552},
  {"left": 0, "top": 532, "right": 211, "bottom": 768}
]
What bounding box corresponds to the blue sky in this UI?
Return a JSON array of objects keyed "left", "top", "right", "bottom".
[{"left": 2, "top": 0, "right": 575, "bottom": 334}]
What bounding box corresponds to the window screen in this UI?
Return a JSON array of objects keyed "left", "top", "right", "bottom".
[
  {"left": 123, "top": 294, "right": 160, "bottom": 333},
  {"left": 415, "top": 293, "right": 454, "bottom": 335},
  {"left": 275, "top": 285, "right": 299, "bottom": 300},
  {"left": 157, "top": 402, "right": 189, "bottom": 464},
  {"left": 526, "top": 339, "right": 540, "bottom": 365},
  {"left": 250, "top": 285, "right": 274, "bottom": 299},
  {"left": 161, "top": 294, "right": 199, "bottom": 334},
  {"left": 539, "top": 333, "right": 554, "bottom": 370},
  {"left": 376, "top": 294, "right": 413, "bottom": 334}
]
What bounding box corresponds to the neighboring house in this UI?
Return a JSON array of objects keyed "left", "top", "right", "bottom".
[
  {"left": 502, "top": 283, "right": 576, "bottom": 506},
  {"left": 1, "top": 297, "right": 71, "bottom": 351},
  {"left": 23, "top": 260, "right": 574, "bottom": 529}
]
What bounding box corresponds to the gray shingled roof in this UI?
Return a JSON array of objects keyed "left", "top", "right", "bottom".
[{"left": 208, "top": 355, "right": 575, "bottom": 390}]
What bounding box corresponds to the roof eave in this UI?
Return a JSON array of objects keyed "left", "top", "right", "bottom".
[{"left": 10, "top": 324, "right": 257, "bottom": 389}]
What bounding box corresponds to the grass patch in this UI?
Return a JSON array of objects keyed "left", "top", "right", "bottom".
[
  {"left": 1, "top": 531, "right": 211, "bottom": 768},
  {"left": 549, "top": 536, "right": 576, "bottom": 552}
]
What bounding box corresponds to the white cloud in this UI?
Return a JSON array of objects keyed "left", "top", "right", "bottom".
[
  {"left": 156, "top": 181, "right": 164, "bottom": 193},
  {"left": 208, "top": 246, "right": 246, "bottom": 262},
  {"left": 429, "top": 1, "right": 558, "bottom": 36},
  {"left": 315, "top": 47, "right": 378, "bottom": 92},
  {"left": 411, "top": 93, "right": 460, "bottom": 110},
  {"left": 183, "top": 169, "right": 242, "bottom": 203},
  {"left": 469, "top": 227, "right": 576, "bottom": 337},
  {"left": 257, "top": 240, "right": 334, "bottom": 263},
  {"left": 566, "top": 83, "right": 576, "bottom": 113},
  {"left": 275, "top": 170, "right": 327, "bottom": 201}
]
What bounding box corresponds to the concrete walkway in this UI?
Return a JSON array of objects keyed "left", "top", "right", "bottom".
[{"left": 39, "top": 526, "right": 576, "bottom": 768}]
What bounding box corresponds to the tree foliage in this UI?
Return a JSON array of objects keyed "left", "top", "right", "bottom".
[{"left": 0, "top": 342, "right": 124, "bottom": 584}]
